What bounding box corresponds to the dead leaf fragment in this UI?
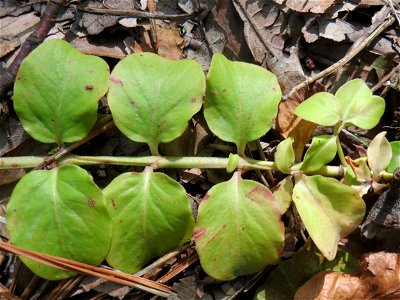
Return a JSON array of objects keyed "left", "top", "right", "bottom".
[
  {"left": 295, "top": 252, "right": 400, "bottom": 299},
  {"left": 282, "top": 0, "right": 336, "bottom": 14}
]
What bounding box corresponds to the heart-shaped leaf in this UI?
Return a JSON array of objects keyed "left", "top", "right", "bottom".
[
  {"left": 107, "top": 53, "right": 205, "bottom": 155},
  {"left": 204, "top": 53, "right": 282, "bottom": 156},
  {"left": 275, "top": 137, "right": 295, "bottom": 173},
  {"left": 293, "top": 174, "right": 365, "bottom": 260},
  {"left": 194, "top": 172, "right": 284, "bottom": 280},
  {"left": 103, "top": 168, "right": 194, "bottom": 273},
  {"left": 13, "top": 39, "right": 109, "bottom": 146},
  {"left": 300, "top": 135, "right": 337, "bottom": 172},
  {"left": 367, "top": 131, "right": 392, "bottom": 177},
  {"left": 6, "top": 165, "right": 111, "bottom": 280},
  {"left": 335, "top": 79, "right": 385, "bottom": 129},
  {"left": 387, "top": 141, "right": 400, "bottom": 173},
  {"left": 294, "top": 92, "right": 341, "bottom": 126}
]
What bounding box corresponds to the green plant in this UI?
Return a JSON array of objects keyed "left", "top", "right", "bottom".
[{"left": 1, "top": 40, "right": 398, "bottom": 281}]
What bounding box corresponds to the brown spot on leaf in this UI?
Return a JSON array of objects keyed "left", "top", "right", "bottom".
[
  {"left": 222, "top": 88, "right": 227, "bottom": 92},
  {"left": 85, "top": 84, "right": 94, "bottom": 91},
  {"left": 193, "top": 228, "right": 206, "bottom": 239},
  {"left": 112, "top": 199, "right": 116, "bottom": 207},
  {"left": 129, "top": 99, "right": 136, "bottom": 106},
  {"left": 110, "top": 76, "right": 123, "bottom": 85},
  {"left": 87, "top": 199, "right": 96, "bottom": 207},
  {"left": 203, "top": 194, "right": 210, "bottom": 201},
  {"left": 192, "top": 98, "right": 197, "bottom": 103},
  {"left": 211, "top": 91, "right": 217, "bottom": 96}
]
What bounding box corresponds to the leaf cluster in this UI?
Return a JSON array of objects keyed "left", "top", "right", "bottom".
[{"left": 5, "top": 40, "right": 399, "bottom": 282}]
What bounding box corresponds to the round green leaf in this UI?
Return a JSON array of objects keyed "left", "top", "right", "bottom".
[
  {"left": 6, "top": 165, "right": 111, "bottom": 280},
  {"left": 103, "top": 168, "right": 194, "bottom": 273},
  {"left": 14, "top": 39, "right": 109, "bottom": 146},
  {"left": 204, "top": 53, "right": 282, "bottom": 156},
  {"left": 335, "top": 79, "right": 385, "bottom": 129},
  {"left": 275, "top": 137, "right": 295, "bottom": 173},
  {"left": 300, "top": 135, "right": 337, "bottom": 172},
  {"left": 107, "top": 53, "right": 205, "bottom": 154},
  {"left": 367, "top": 131, "right": 392, "bottom": 177},
  {"left": 387, "top": 141, "right": 400, "bottom": 173},
  {"left": 293, "top": 174, "right": 365, "bottom": 260},
  {"left": 294, "top": 92, "right": 342, "bottom": 126},
  {"left": 194, "top": 172, "right": 284, "bottom": 280}
]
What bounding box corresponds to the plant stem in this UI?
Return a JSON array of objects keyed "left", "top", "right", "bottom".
[
  {"left": 334, "top": 123, "right": 348, "bottom": 167},
  {"left": 0, "top": 154, "right": 394, "bottom": 179}
]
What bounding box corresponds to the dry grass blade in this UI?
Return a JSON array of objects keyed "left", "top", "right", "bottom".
[
  {"left": 158, "top": 254, "right": 199, "bottom": 283},
  {"left": 0, "top": 241, "right": 172, "bottom": 298}
]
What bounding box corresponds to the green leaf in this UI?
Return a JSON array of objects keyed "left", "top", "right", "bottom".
[
  {"left": 272, "top": 176, "right": 293, "bottom": 214},
  {"left": 367, "top": 131, "right": 392, "bottom": 177},
  {"left": 275, "top": 137, "right": 295, "bottom": 173},
  {"left": 387, "top": 141, "right": 400, "bottom": 173},
  {"left": 294, "top": 92, "right": 341, "bottom": 126},
  {"left": 6, "top": 165, "right": 111, "bottom": 280},
  {"left": 107, "top": 53, "right": 205, "bottom": 155},
  {"left": 103, "top": 168, "right": 194, "bottom": 273},
  {"left": 335, "top": 79, "right": 385, "bottom": 129},
  {"left": 13, "top": 39, "right": 109, "bottom": 146},
  {"left": 204, "top": 53, "right": 281, "bottom": 156},
  {"left": 300, "top": 135, "right": 337, "bottom": 172},
  {"left": 254, "top": 241, "right": 360, "bottom": 300},
  {"left": 194, "top": 172, "right": 284, "bottom": 280},
  {"left": 292, "top": 174, "right": 365, "bottom": 260}
]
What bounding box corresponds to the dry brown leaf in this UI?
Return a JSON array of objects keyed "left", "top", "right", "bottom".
[
  {"left": 295, "top": 252, "right": 400, "bottom": 299},
  {"left": 131, "top": 22, "right": 183, "bottom": 60},
  {"left": 282, "top": 0, "right": 336, "bottom": 14},
  {"left": 232, "top": 0, "right": 306, "bottom": 92},
  {"left": 157, "top": 23, "right": 184, "bottom": 61},
  {"left": 0, "top": 12, "right": 40, "bottom": 58},
  {"left": 69, "top": 35, "right": 129, "bottom": 59}
]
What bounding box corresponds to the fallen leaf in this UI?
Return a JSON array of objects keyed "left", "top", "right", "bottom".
[
  {"left": 280, "top": 0, "right": 336, "bottom": 14},
  {"left": 295, "top": 252, "right": 400, "bottom": 299}
]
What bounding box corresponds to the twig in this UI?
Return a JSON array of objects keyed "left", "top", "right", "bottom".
[
  {"left": 371, "top": 63, "right": 400, "bottom": 92},
  {"left": 284, "top": 8, "right": 395, "bottom": 100},
  {"left": 77, "top": 6, "right": 202, "bottom": 20},
  {"left": 0, "top": 0, "right": 68, "bottom": 100},
  {"left": 0, "top": 241, "right": 172, "bottom": 298}
]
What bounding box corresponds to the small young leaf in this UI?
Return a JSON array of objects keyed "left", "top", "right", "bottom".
[
  {"left": 294, "top": 92, "right": 341, "bottom": 126},
  {"left": 6, "top": 165, "right": 111, "bottom": 280},
  {"left": 103, "top": 168, "right": 194, "bottom": 273},
  {"left": 14, "top": 39, "right": 109, "bottom": 146},
  {"left": 387, "top": 141, "right": 400, "bottom": 173},
  {"left": 107, "top": 53, "right": 205, "bottom": 154},
  {"left": 272, "top": 176, "right": 293, "bottom": 214},
  {"left": 204, "top": 53, "right": 281, "bottom": 156},
  {"left": 367, "top": 131, "right": 392, "bottom": 177},
  {"left": 194, "top": 172, "right": 284, "bottom": 280},
  {"left": 335, "top": 79, "right": 385, "bottom": 129},
  {"left": 293, "top": 174, "right": 365, "bottom": 260},
  {"left": 275, "top": 137, "right": 295, "bottom": 173},
  {"left": 300, "top": 135, "right": 337, "bottom": 172}
]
